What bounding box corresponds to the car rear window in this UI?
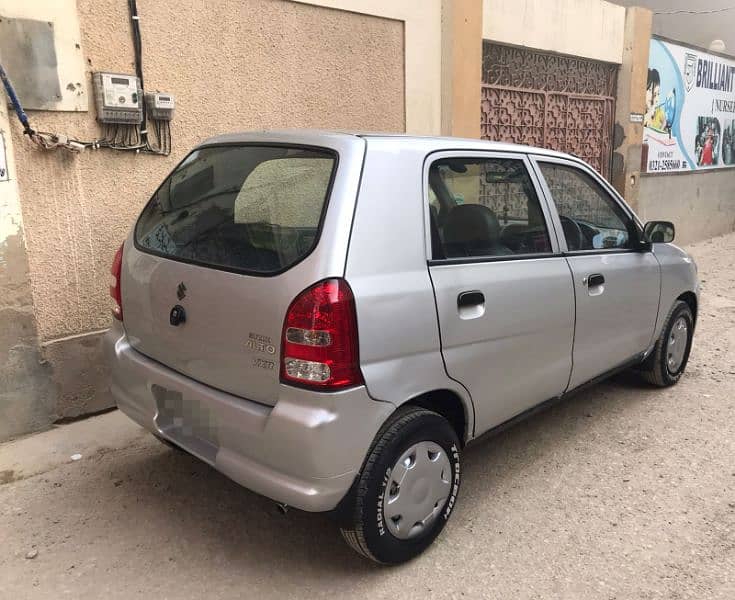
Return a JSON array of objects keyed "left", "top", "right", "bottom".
[{"left": 135, "top": 145, "right": 337, "bottom": 274}]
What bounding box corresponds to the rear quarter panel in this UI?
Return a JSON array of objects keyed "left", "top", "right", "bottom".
[{"left": 345, "top": 138, "right": 475, "bottom": 437}]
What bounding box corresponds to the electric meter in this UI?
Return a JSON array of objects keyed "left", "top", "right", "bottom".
[
  {"left": 92, "top": 72, "right": 143, "bottom": 124},
  {"left": 145, "top": 92, "right": 176, "bottom": 121}
]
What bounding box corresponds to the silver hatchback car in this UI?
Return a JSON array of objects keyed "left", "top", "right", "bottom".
[{"left": 106, "top": 130, "right": 698, "bottom": 564}]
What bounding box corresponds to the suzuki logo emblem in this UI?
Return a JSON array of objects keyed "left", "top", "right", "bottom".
[{"left": 176, "top": 282, "right": 187, "bottom": 300}]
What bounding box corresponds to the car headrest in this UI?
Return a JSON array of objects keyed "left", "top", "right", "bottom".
[{"left": 443, "top": 204, "right": 501, "bottom": 246}]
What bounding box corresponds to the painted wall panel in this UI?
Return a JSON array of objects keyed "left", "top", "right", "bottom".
[
  {"left": 482, "top": 0, "right": 625, "bottom": 64},
  {"left": 0, "top": 0, "right": 87, "bottom": 111}
]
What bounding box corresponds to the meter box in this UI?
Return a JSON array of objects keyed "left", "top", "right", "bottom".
[
  {"left": 92, "top": 72, "right": 143, "bottom": 124},
  {"left": 145, "top": 92, "right": 175, "bottom": 121}
]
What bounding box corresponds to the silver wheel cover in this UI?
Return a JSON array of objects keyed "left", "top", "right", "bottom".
[
  {"left": 667, "top": 316, "right": 689, "bottom": 373},
  {"left": 382, "top": 441, "right": 452, "bottom": 540}
]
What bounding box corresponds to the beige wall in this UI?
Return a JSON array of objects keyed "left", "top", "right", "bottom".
[
  {"left": 296, "top": 0, "right": 442, "bottom": 136},
  {"left": 441, "top": 0, "right": 483, "bottom": 138},
  {"left": 9, "top": 0, "right": 406, "bottom": 343},
  {"left": 482, "top": 0, "right": 626, "bottom": 64},
  {"left": 0, "top": 103, "right": 55, "bottom": 439}
]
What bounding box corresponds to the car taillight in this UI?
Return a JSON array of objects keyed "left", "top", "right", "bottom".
[
  {"left": 110, "top": 242, "right": 124, "bottom": 321},
  {"left": 280, "top": 278, "right": 363, "bottom": 390}
]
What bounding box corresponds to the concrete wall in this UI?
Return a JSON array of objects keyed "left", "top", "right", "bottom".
[
  {"left": 2, "top": 0, "right": 412, "bottom": 432},
  {"left": 441, "top": 0, "right": 483, "bottom": 138},
  {"left": 638, "top": 172, "right": 735, "bottom": 245},
  {"left": 0, "top": 103, "right": 55, "bottom": 440},
  {"left": 296, "top": 0, "right": 443, "bottom": 136},
  {"left": 613, "top": 16, "right": 735, "bottom": 243},
  {"left": 11, "top": 0, "right": 405, "bottom": 344},
  {"left": 611, "top": 6, "right": 652, "bottom": 211},
  {"left": 482, "top": 0, "right": 626, "bottom": 64}
]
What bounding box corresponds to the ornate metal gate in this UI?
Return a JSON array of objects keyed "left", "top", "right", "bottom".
[{"left": 482, "top": 42, "right": 618, "bottom": 179}]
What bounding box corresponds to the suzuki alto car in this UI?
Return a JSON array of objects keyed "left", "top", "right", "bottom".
[{"left": 106, "top": 130, "right": 698, "bottom": 564}]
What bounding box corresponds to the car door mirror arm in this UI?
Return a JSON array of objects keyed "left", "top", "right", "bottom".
[{"left": 636, "top": 237, "right": 653, "bottom": 253}]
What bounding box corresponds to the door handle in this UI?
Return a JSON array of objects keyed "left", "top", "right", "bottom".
[
  {"left": 585, "top": 273, "right": 605, "bottom": 287},
  {"left": 457, "top": 290, "right": 485, "bottom": 308}
]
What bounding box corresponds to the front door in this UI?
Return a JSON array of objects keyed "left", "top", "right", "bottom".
[
  {"left": 426, "top": 152, "right": 575, "bottom": 435},
  {"left": 532, "top": 158, "right": 661, "bottom": 389}
]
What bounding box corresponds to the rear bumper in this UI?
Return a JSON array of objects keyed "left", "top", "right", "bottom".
[{"left": 105, "top": 322, "right": 394, "bottom": 512}]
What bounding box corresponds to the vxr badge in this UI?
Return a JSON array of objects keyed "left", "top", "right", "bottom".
[{"left": 176, "top": 282, "right": 187, "bottom": 300}]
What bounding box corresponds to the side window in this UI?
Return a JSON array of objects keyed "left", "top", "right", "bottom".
[
  {"left": 428, "top": 157, "right": 552, "bottom": 259},
  {"left": 538, "top": 163, "right": 635, "bottom": 251}
]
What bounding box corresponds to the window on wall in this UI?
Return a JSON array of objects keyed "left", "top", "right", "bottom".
[
  {"left": 428, "top": 157, "right": 552, "bottom": 259},
  {"left": 537, "top": 163, "right": 635, "bottom": 252}
]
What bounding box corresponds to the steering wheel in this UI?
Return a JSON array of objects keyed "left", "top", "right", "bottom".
[{"left": 559, "top": 216, "right": 584, "bottom": 251}]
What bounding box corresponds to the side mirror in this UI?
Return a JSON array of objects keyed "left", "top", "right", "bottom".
[{"left": 643, "top": 221, "right": 675, "bottom": 244}]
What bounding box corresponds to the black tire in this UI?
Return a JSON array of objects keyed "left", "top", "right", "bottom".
[
  {"left": 338, "top": 406, "right": 461, "bottom": 565},
  {"left": 639, "top": 300, "right": 694, "bottom": 387}
]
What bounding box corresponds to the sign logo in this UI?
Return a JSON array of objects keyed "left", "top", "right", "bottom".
[
  {"left": 684, "top": 52, "right": 697, "bottom": 91},
  {"left": 176, "top": 282, "right": 187, "bottom": 300}
]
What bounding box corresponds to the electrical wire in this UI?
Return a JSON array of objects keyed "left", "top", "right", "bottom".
[
  {"left": 654, "top": 5, "right": 735, "bottom": 15},
  {"left": 128, "top": 0, "right": 148, "bottom": 146},
  {"left": 0, "top": 63, "right": 34, "bottom": 137},
  {"left": 149, "top": 118, "right": 171, "bottom": 155},
  {"left": 1, "top": 58, "right": 157, "bottom": 153},
  {"left": 127, "top": 0, "right": 171, "bottom": 155}
]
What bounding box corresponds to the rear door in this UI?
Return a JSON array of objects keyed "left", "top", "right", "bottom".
[
  {"left": 531, "top": 157, "right": 660, "bottom": 389},
  {"left": 426, "top": 151, "right": 575, "bottom": 434},
  {"left": 121, "top": 143, "right": 341, "bottom": 406}
]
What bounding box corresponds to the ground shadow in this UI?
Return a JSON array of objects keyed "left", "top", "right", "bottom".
[{"left": 68, "top": 373, "right": 657, "bottom": 577}]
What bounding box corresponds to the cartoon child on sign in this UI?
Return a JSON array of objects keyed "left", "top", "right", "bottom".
[{"left": 644, "top": 69, "right": 677, "bottom": 139}]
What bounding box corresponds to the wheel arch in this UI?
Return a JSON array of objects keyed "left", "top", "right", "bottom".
[
  {"left": 401, "top": 388, "right": 471, "bottom": 446},
  {"left": 677, "top": 291, "right": 698, "bottom": 327}
]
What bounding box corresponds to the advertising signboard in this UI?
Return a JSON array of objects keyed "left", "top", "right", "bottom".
[{"left": 644, "top": 38, "right": 735, "bottom": 172}]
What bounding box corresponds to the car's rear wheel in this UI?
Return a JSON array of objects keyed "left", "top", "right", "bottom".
[
  {"left": 639, "top": 300, "right": 694, "bottom": 387},
  {"left": 338, "top": 406, "right": 461, "bottom": 565}
]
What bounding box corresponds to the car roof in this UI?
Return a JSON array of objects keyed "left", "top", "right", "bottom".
[{"left": 198, "top": 129, "right": 578, "bottom": 162}]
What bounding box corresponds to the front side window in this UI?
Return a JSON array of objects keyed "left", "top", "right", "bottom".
[
  {"left": 428, "top": 157, "right": 552, "bottom": 259},
  {"left": 538, "top": 163, "right": 635, "bottom": 251},
  {"left": 135, "top": 145, "right": 336, "bottom": 274}
]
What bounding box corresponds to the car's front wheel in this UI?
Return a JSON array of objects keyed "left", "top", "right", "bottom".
[
  {"left": 639, "top": 300, "right": 694, "bottom": 387},
  {"left": 338, "top": 406, "right": 461, "bottom": 565}
]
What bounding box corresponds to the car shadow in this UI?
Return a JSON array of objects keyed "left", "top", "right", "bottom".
[
  {"left": 72, "top": 373, "right": 656, "bottom": 576},
  {"left": 460, "top": 371, "right": 651, "bottom": 489},
  {"left": 90, "top": 446, "right": 375, "bottom": 575}
]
